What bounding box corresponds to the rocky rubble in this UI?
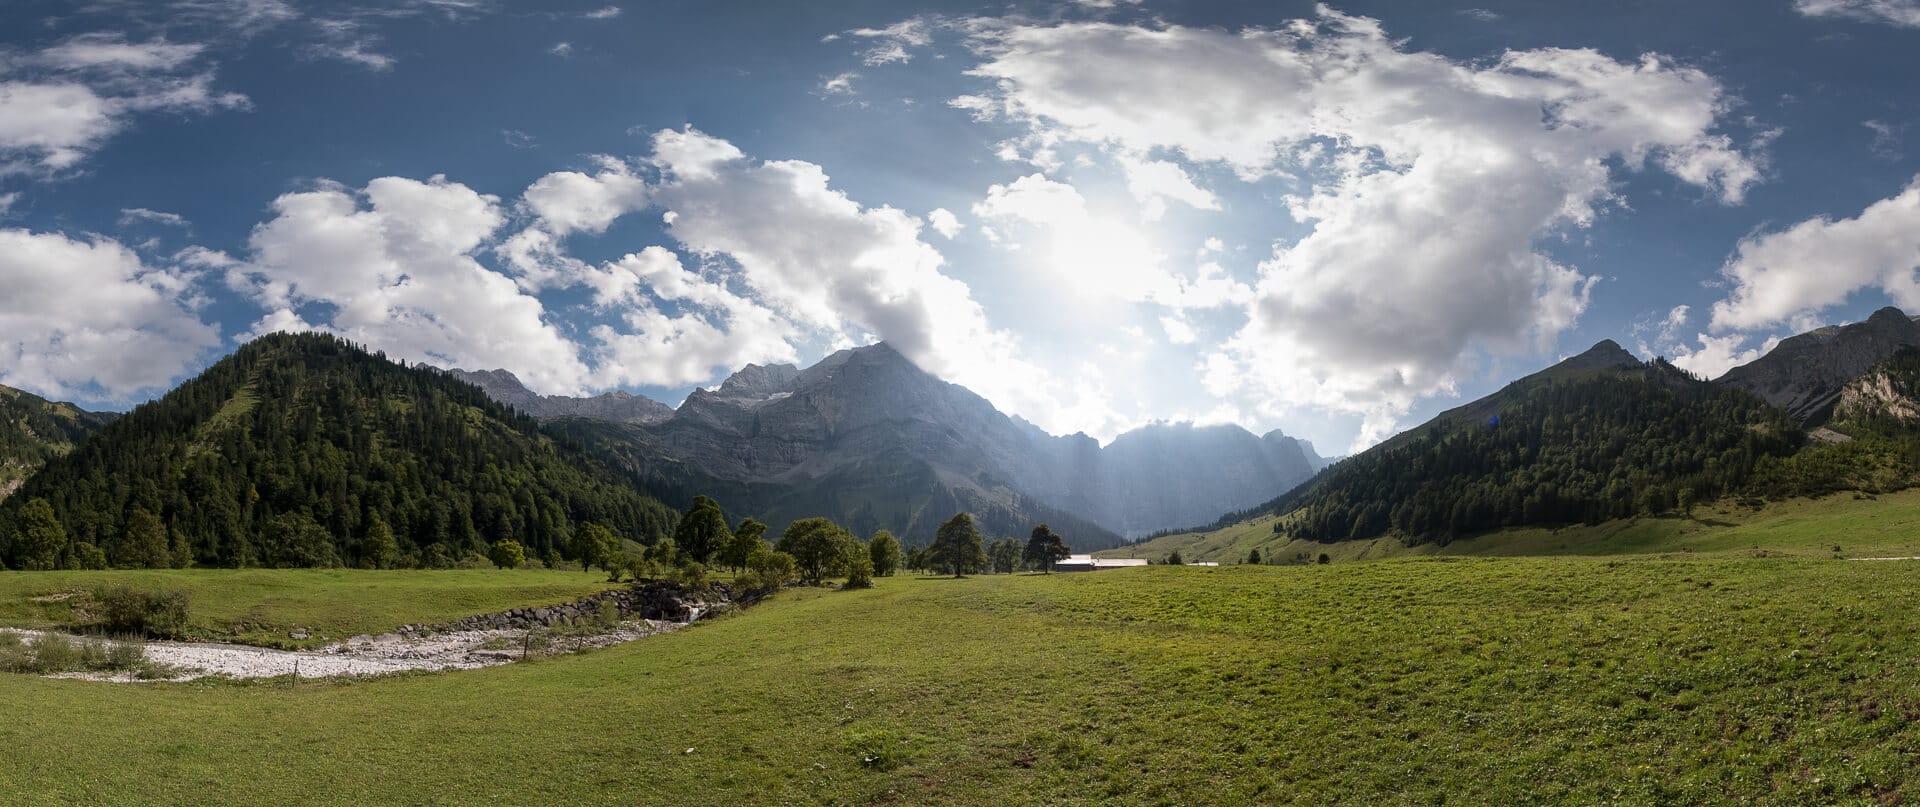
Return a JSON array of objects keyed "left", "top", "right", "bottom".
[{"left": 394, "top": 580, "right": 737, "bottom": 637}]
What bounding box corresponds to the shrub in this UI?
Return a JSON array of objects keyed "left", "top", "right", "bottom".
[
  {"left": 488, "top": 539, "right": 526, "bottom": 570},
  {"left": 104, "top": 637, "right": 146, "bottom": 671},
  {"left": 674, "top": 561, "right": 709, "bottom": 592},
  {"left": 94, "top": 586, "right": 192, "bottom": 639},
  {"left": 843, "top": 552, "right": 875, "bottom": 590},
  {"left": 31, "top": 633, "right": 76, "bottom": 672}
]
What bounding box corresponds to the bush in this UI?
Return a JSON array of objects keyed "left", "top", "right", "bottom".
[
  {"left": 488, "top": 539, "right": 526, "bottom": 570},
  {"left": 105, "top": 636, "right": 145, "bottom": 671},
  {"left": 94, "top": 586, "right": 192, "bottom": 639},
  {"left": 843, "top": 552, "right": 875, "bottom": 590},
  {"left": 30, "top": 633, "right": 76, "bottom": 671},
  {"left": 674, "top": 561, "right": 709, "bottom": 592}
]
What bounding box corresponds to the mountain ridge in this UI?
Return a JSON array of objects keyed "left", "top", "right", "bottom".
[{"left": 466, "top": 341, "right": 1326, "bottom": 547}]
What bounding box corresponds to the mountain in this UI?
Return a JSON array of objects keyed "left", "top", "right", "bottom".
[
  {"left": 1717, "top": 306, "right": 1920, "bottom": 424},
  {"left": 0, "top": 333, "right": 676, "bottom": 569},
  {"left": 0, "top": 385, "right": 117, "bottom": 499},
  {"left": 1269, "top": 342, "right": 1803, "bottom": 546},
  {"left": 525, "top": 342, "right": 1325, "bottom": 549},
  {"left": 449, "top": 369, "right": 674, "bottom": 424}
]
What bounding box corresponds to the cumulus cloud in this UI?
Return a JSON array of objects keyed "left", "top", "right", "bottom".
[
  {"left": 0, "top": 34, "right": 245, "bottom": 176},
  {"left": 231, "top": 175, "right": 593, "bottom": 394},
  {"left": 497, "top": 156, "right": 651, "bottom": 291},
  {"left": 1116, "top": 154, "right": 1220, "bottom": 221},
  {"left": 648, "top": 126, "right": 1122, "bottom": 436},
  {"left": 0, "top": 229, "right": 220, "bottom": 398},
  {"left": 1710, "top": 175, "right": 1920, "bottom": 332},
  {"left": 1795, "top": 0, "right": 1920, "bottom": 26},
  {"left": 926, "top": 207, "right": 962, "bottom": 238},
  {"left": 971, "top": 172, "right": 1175, "bottom": 304},
  {"left": 1667, "top": 332, "right": 1780, "bottom": 379},
  {"left": 953, "top": 8, "right": 1761, "bottom": 447},
  {"left": 587, "top": 247, "right": 799, "bottom": 387}
]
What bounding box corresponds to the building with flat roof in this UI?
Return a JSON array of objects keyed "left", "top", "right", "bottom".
[{"left": 1057, "top": 554, "right": 1151, "bottom": 571}]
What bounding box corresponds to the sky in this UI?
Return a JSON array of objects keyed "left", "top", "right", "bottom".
[{"left": 2, "top": 0, "right": 1919, "bottom": 455}]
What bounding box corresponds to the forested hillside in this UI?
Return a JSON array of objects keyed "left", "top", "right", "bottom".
[
  {"left": 1280, "top": 359, "right": 1803, "bottom": 546},
  {"left": 0, "top": 333, "right": 676, "bottom": 570},
  {"left": 0, "top": 385, "right": 116, "bottom": 499}
]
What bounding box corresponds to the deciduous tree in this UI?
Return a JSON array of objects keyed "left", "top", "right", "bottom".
[
  {"left": 928, "top": 512, "right": 985, "bottom": 577},
  {"left": 1023, "top": 524, "right": 1070, "bottom": 574}
]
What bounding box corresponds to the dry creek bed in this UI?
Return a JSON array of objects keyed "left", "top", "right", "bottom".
[{"left": 17, "top": 618, "right": 685, "bottom": 683}]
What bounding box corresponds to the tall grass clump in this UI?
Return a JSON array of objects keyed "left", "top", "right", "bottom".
[{"left": 93, "top": 586, "right": 191, "bottom": 639}]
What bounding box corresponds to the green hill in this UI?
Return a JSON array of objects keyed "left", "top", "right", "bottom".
[
  {"left": 0, "top": 333, "right": 676, "bottom": 569},
  {"left": 1275, "top": 354, "right": 1800, "bottom": 547},
  {"left": 0, "top": 384, "right": 116, "bottom": 499}
]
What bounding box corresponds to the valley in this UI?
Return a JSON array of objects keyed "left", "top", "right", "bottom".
[{"left": 3, "top": 558, "right": 1918, "bottom": 804}]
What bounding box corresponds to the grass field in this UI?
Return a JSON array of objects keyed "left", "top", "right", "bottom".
[
  {"left": 1, "top": 557, "right": 1918, "bottom": 804},
  {"left": 1103, "top": 489, "right": 1920, "bottom": 565},
  {"left": 0, "top": 569, "right": 620, "bottom": 647}
]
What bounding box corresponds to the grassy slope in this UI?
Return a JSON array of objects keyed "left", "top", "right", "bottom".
[
  {"left": 1105, "top": 490, "right": 1920, "bottom": 564},
  {"left": 0, "top": 569, "right": 619, "bottom": 647},
  {"left": 2, "top": 561, "right": 1919, "bottom": 804}
]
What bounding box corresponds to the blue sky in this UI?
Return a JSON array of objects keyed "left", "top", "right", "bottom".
[{"left": 2, "top": 0, "right": 1918, "bottom": 455}]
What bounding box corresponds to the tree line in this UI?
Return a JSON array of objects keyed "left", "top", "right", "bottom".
[{"left": 1279, "top": 363, "right": 1806, "bottom": 546}]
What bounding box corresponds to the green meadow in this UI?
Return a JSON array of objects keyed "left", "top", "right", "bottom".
[
  {"left": 2, "top": 553, "right": 1919, "bottom": 804},
  {"left": 0, "top": 568, "right": 619, "bottom": 647},
  {"left": 1106, "top": 489, "right": 1920, "bottom": 565}
]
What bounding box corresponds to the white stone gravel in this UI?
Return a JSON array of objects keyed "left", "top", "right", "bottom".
[{"left": 18, "top": 619, "right": 682, "bottom": 683}]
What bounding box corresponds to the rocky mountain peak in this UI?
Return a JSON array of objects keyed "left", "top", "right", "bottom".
[
  {"left": 713, "top": 362, "right": 801, "bottom": 399},
  {"left": 1554, "top": 339, "right": 1642, "bottom": 372},
  {"left": 1717, "top": 306, "right": 1920, "bottom": 424}
]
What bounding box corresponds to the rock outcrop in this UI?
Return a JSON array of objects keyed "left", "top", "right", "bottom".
[
  {"left": 396, "top": 580, "right": 738, "bottom": 636},
  {"left": 1716, "top": 307, "right": 1920, "bottom": 424}
]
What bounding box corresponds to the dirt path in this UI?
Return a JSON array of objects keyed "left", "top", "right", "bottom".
[{"left": 22, "top": 620, "right": 682, "bottom": 682}]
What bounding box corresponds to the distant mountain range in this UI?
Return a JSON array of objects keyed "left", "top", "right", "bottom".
[
  {"left": 469, "top": 343, "right": 1326, "bottom": 550},
  {"left": 11, "top": 303, "right": 1920, "bottom": 566},
  {"left": 0, "top": 384, "right": 116, "bottom": 500}
]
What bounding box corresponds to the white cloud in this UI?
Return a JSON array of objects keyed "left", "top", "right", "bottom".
[
  {"left": 498, "top": 156, "right": 651, "bottom": 291},
  {"left": 1159, "top": 314, "right": 1197, "bottom": 344},
  {"left": 927, "top": 207, "right": 962, "bottom": 238},
  {"left": 233, "top": 175, "right": 594, "bottom": 394},
  {"left": 0, "top": 35, "right": 246, "bottom": 176},
  {"left": 1866, "top": 119, "right": 1904, "bottom": 160},
  {"left": 1116, "top": 154, "right": 1219, "bottom": 221},
  {"left": 847, "top": 19, "right": 934, "bottom": 66},
  {"left": 0, "top": 229, "right": 220, "bottom": 398},
  {"left": 1795, "top": 0, "right": 1920, "bottom": 26},
  {"left": 119, "top": 207, "right": 190, "bottom": 228},
  {"left": 957, "top": 8, "right": 1760, "bottom": 447},
  {"left": 648, "top": 126, "right": 1123, "bottom": 436},
  {"left": 971, "top": 172, "right": 1176, "bottom": 304},
  {"left": 588, "top": 247, "right": 798, "bottom": 387},
  {"left": 820, "top": 71, "right": 859, "bottom": 96},
  {"left": 585, "top": 6, "right": 622, "bottom": 19},
  {"left": 521, "top": 156, "right": 649, "bottom": 237},
  {"left": 36, "top": 34, "right": 205, "bottom": 72},
  {"left": 550, "top": 42, "right": 575, "bottom": 57},
  {"left": 1667, "top": 332, "right": 1780, "bottom": 379},
  {"left": 1711, "top": 175, "right": 1920, "bottom": 332}
]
